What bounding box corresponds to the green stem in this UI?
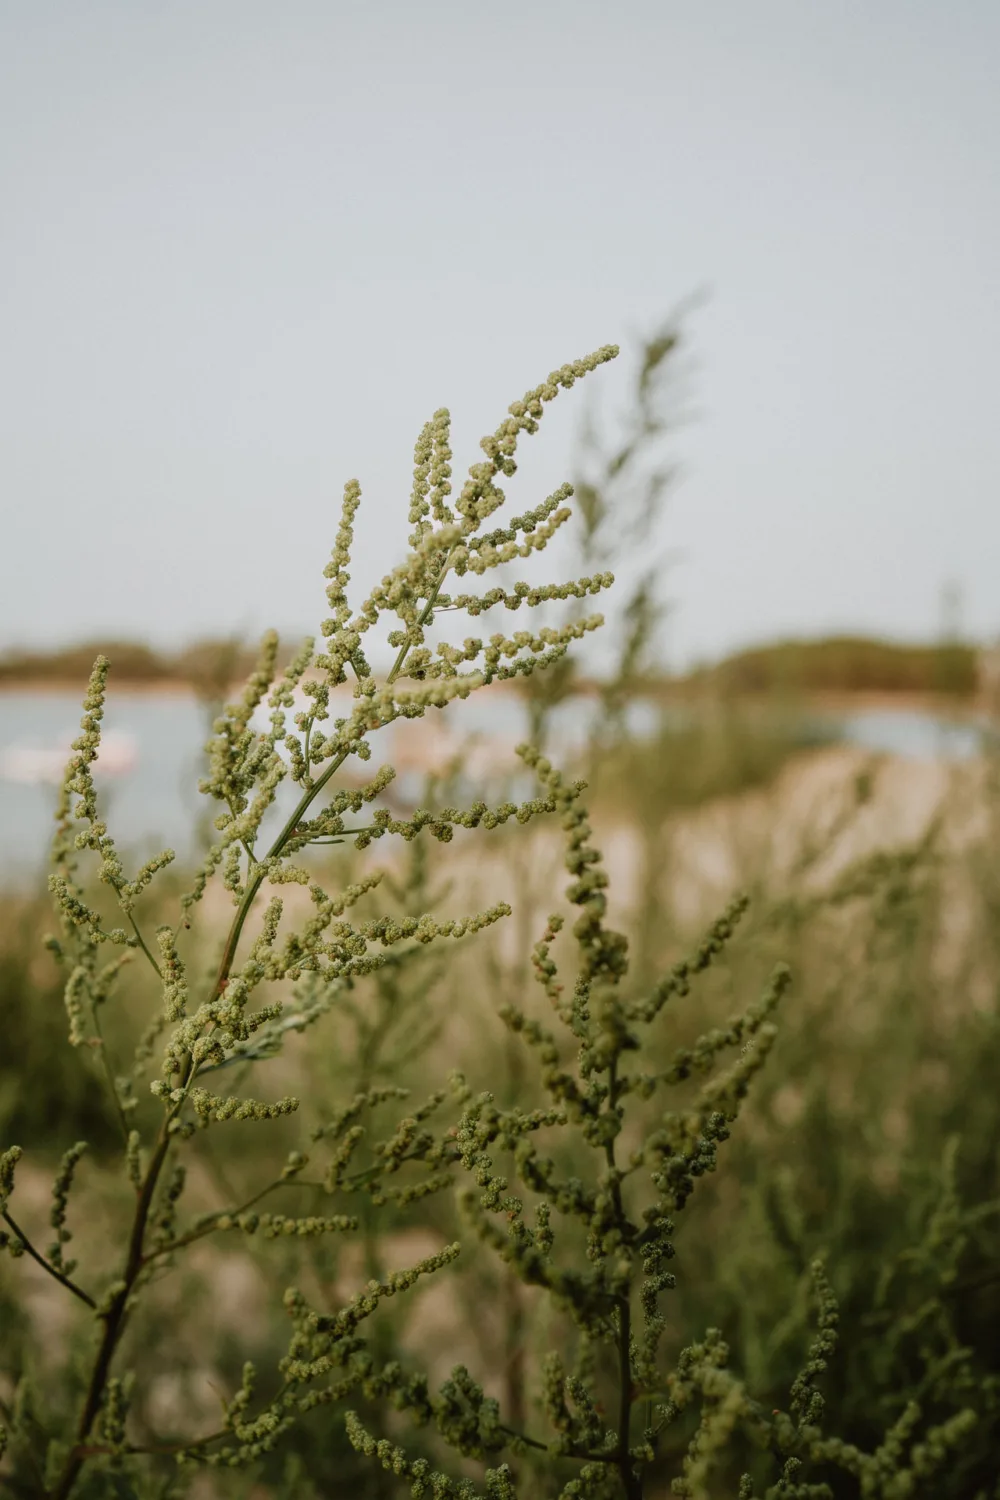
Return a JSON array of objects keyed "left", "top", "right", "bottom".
[
  {"left": 302, "top": 709, "right": 316, "bottom": 786},
  {"left": 495, "top": 1424, "right": 617, "bottom": 1466},
  {"left": 385, "top": 543, "right": 457, "bottom": 685},
  {"left": 1, "top": 1211, "right": 96, "bottom": 1310},
  {"left": 89, "top": 1005, "right": 132, "bottom": 1147},
  {"left": 52, "top": 544, "right": 461, "bottom": 1498},
  {"left": 497, "top": 1424, "right": 550, "bottom": 1454},
  {"left": 207, "top": 747, "right": 352, "bottom": 1001},
  {"left": 50, "top": 1105, "right": 181, "bottom": 1500},
  {"left": 124, "top": 913, "right": 162, "bottom": 979},
  {"left": 604, "top": 1060, "right": 642, "bottom": 1500},
  {"left": 141, "top": 1177, "right": 306, "bottom": 1264},
  {"left": 105, "top": 874, "right": 163, "bottom": 979},
  {"left": 75, "top": 1428, "right": 228, "bottom": 1459},
  {"left": 617, "top": 1295, "right": 639, "bottom": 1500}
]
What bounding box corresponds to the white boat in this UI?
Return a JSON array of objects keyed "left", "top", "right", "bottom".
[{"left": 0, "top": 730, "right": 138, "bottom": 785}]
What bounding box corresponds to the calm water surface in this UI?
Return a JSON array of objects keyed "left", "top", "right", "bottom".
[{"left": 0, "top": 689, "right": 991, "bottom": 883}]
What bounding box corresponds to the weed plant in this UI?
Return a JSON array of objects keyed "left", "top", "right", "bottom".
[{"left": 1, "top": 340, "right": 998, "bottom": 1500}]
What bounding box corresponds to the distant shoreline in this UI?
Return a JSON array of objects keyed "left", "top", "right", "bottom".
[{"left": 2, "top": 634, "right": 992, "bottom": 711}]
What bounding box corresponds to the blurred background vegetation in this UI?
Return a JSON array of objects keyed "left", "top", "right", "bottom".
[{"left": 0, "top": 626, "right": 983, "bottom": 701}]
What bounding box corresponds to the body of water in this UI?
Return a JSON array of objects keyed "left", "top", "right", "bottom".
[{"left": 0, "top": 688, "right": 993, "bottom": 882}]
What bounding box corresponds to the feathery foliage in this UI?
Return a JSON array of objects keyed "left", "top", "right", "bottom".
[{"left": 1, "top": 337, "right": 998, "bottom": 1500}]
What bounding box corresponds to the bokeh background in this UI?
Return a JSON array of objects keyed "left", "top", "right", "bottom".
[
  {"left": 3, "top": 0, "right": 1000, "bottom": 661},
  {"left": 2, "top": 6, "right": 1000, "bottom": 1497}
]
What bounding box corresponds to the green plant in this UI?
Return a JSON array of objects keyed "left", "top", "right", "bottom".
[
  {"left": 0, "top": 898, "right": 118, "bottom": 1157},
  {"left": 518, "top": 310, "right": 689, "bottom": 749},
  {"left": 1, "top": 339, "right": 997, "bottom": 1500},
  {"left": 2, "top": 345, "right": 620, "bottom": 1496},
  {"left": 337, "top": 752, "right": 998, "bottom": 1499}
]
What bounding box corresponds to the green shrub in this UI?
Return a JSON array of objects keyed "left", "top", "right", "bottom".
[
  {"left": 0, "top": 900, "right": 119, "bottom": 1157},
  {"left": 1, "top": 339, "right": 998, "bottom": 1500}
]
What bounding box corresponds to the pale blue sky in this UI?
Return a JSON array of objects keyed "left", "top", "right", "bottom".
[{"left": 2, "top": 0, "right": 998, "bottom": 671}]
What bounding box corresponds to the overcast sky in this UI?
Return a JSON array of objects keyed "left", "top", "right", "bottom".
[{"left": 2, "top": 0, "right": 998, "bottom": 671}]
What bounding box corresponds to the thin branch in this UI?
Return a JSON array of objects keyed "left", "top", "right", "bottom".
[
  {"left": 497, "top": 1424, "right": 615, "bottom": 1465},
  {"left": 386, "top": 543, "right": 458, "bottom": 685},
  {"left": 497, "top": 1423, "right": 550, "bottom": 1454},
  {"left": 141, "top": 1176, "right": 305, "bottom": 1264},
  {"left": 103, "top": 880, "right": 164, "bottom": 979},
  {"left": 50, "top": 1091, "right": 188, "bottom": 1500},
  {"left": 125, "top": 913, "right": 162, "bottom": 979},
  {"left": 75, "top": 1425, "right": 230, "bottom": 1460},
  {"left": 302, "top": 711, "right": 315, "bottom": 787},
  {"left": 1, "top": 1211, "right": 97, "bottom": 1310},
  {"left": 89, "top": 1004, "right": 133, "bottom": 1146}
]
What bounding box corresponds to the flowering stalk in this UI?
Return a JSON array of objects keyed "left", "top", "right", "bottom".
[{"left": 6, "top": 345, "right": 621, "bottom": 1500}]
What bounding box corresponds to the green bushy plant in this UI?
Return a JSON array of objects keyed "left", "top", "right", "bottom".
[
  {"left": 3, "top": 344, "right": 621, "bottom": 1497},
  {"left": 1, "top": 339, "right": 998, "bottom": 1500},
  {"left": 0, "top": 900, "right": 119, "bottom": 1157}
]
